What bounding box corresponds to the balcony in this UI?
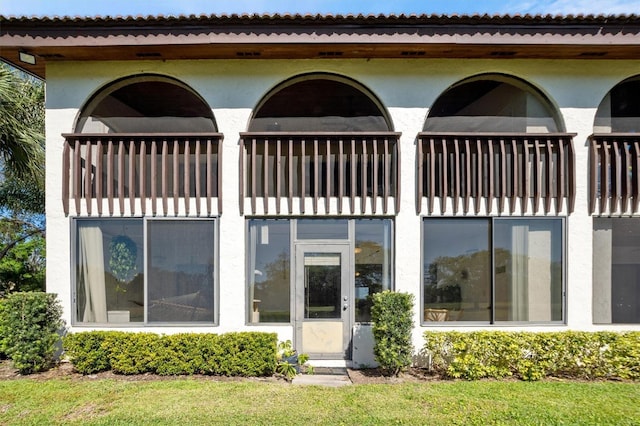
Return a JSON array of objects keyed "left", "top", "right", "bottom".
[{"left": 62, "top": 133, "right": 223, "bottom": 216}]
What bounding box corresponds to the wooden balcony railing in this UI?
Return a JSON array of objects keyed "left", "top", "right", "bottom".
[
  {"left": 589, "top": 134, "right": 640, "bottom": 215},
  {"left": 239, "top": 132, "right": 401, "bottom": 215},
  {"left": 417, "top": 133, "right": 575, "bottom": 215},
  {"left": 62, "top": 133, "right": 223, "bottom": 216}
]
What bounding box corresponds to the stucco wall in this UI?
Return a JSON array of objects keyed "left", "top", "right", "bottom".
[{"left": 45, "top": 58, "right": 640, "bottom": 357}]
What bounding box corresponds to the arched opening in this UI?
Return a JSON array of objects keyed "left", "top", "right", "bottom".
[
  {"left": 76, "top": 74, "right": 217, "bottom": 133},
  {"left": 425, "top": 74, "right": 562, "bottom": 133},
  {"left": 594, "top": 76, "right": 640, "bottom": 133},
  {"left": 590, "top": 76, "right": 640, "bottom": 215},
  {"left": 63, "top": 75, "right": 222, "bottom": 217},
  {"left": 418, "top": 74, "right": 574, "bottom": 216},
  {"left": 249, "top": 74, "right": 391, "bottom": 132},
  {"left": 241, "top": 74, "right": 399, "bottom": 216}
]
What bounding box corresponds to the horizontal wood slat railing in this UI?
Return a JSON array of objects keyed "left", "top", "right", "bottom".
[
  {"left": 239, "top": 132, "right": 401, "bottom": 215},
  {"left": 62, "top": 133, "right": 223, "bottom": 216},
  {"left": 417, "top": 133, "right": 576, "bottom": 215},
  {"left": 590, "top": 134, "right": 640, "bottom": 215}
]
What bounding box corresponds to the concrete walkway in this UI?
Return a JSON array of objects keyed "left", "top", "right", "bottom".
[{"left": 291, "top": 367, "right": 352, "bottom": 387}]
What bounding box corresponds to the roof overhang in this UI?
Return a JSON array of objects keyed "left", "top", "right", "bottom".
[{"left": 1, "top": 13, "right": 639, "bottom": 79}]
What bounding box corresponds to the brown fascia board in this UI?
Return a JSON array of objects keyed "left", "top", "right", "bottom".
[{"left": 1, "top": 13, "right": 640, "bottom": 79}]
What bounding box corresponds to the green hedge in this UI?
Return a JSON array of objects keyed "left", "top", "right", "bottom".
[
  {"left": 423, "top": 331, "right": 640, "bottom": 381},
  {"left": 63, "top": 331, "right": 278, "bottom": 376},
  {"left": 0, "top": 292, "right": 64, "bottom": 374},
  {"left": 371, "top": 291, "right": 414, "bottom": 377}
]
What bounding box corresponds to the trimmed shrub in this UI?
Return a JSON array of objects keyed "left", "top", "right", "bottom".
[
  {"left": 371, "top": 290, "right": 414, "bottom": 376},
  {"left": 153, "top": 333, "right": 206, "bottom": 375},
  {"left": 423, "top": 331, "right": 640, "bottom": 381},
  {"left": 103, "top": 332, "right": 160, "bottom": 375},
  {"left": 0, "top": 292, "right": 64, "bottom": 374},
  {"left": 63, "top": 331, "right": 278, "bottom": 377},
  {"left": 63, "top": 331, "right": 127, "bottom": 374}
]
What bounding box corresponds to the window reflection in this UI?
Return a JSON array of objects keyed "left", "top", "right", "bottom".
[
  {"left": 76, "top": 219, "right": 144, "bottom": 323},
  {"left": 304, "top": 253, "right": 341, "bottom": 319},
  {"left": 248, "top": 220, "right": 291, "bottom": 323},
  {"left": 423, "top": 219, "right": 490, "bottom": 322},
  {"left": 75, "top": 218, "right": 216, "bottom": 325},
  {"left": 423, "top": 218, "right": 563, "bottom": 323},
  {"left": 355, "top": 219, "right": 392, "bottom": 322}
]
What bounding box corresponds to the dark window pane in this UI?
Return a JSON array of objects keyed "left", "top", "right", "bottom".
[
  {"left": 354, "top": 219, "right": 392, "bottom": 322},
  {"left": 147, "top": 220, "right": 215, "bottom": 323},
  {"left": 76, "top": 219, "right": 144, "bottom": 323},
  {"left": 594, "top": 77, "right": 640, "bottom": 133},
  {"left": 248, "top": 220, "right": 291, "bottom": 323},
  {"left": 297, "top": 219, "right": 348, "bottom": 240},
  {"left": 423, "top": 219, "right": 491, "bottom": 322},
  {"left": 494, "top": 219, "right": 563, "bottom": 322},
  {"left": 304, "top": 253, "right": 342, "bottom": 319}
]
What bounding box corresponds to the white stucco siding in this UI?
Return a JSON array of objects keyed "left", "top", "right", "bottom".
[{"left": 45, "top": 58, "right": 640, "bottom": 345}]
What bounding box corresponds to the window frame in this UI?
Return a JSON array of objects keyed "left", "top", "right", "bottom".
[
  {"left": 245, "top": 217, "right": 395, "bottom": 326},
  {"left": 420, "top": 216, "right": 566, "bottom": 326},
  {"left": 71, "top": 216, "right": 219, "bottom": 326},
  {"left": 593, "top": 217, "right": 640, "bottom": 324}
]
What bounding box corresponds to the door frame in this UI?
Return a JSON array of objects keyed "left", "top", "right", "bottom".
[{"left": 294, "top": 242, "right": 353, "bottom": 359}]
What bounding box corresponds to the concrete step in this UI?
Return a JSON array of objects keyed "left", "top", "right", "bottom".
[{"left": 291, "top": 372, "right": 352, "bottom": 387}]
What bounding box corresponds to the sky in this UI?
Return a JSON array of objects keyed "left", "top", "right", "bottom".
[{"left": 1, "top": 0, "right": 640, "bottom": 17}]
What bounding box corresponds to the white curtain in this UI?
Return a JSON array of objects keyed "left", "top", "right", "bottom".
[
  {"left": 510, "top": 224, "right": 529, "bottom": 321},
  {"left": 78, "top": 225, "right": 107, "bottom": 322},
  {"left": 248, "top": 222, "right": 258, "bottom": 322},
  {"left": 382, "top": 220, "right": 391, "bottom": 291}
]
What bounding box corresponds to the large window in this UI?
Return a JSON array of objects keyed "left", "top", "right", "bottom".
[
  {"left": 75, "top": 218, "right": 217, "bottom": 324},
  {"left": 248, "top": 220, "right": 291, "bottom": 323},
  {"left": 423, "top": 218, "right": 563, "bottom": 323},
  {"left": 593, "top": 218, "right": 640, "bottom": 324},
  {"left": 247, "top": 218, "right": 393, "bottom": 324}
]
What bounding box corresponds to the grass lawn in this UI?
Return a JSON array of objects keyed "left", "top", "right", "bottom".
[{"left": 0, "top": 378, "right": 638, "bottom": 425}]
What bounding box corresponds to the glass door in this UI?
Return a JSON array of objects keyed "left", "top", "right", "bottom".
[{"left": 295, "top": 244, "right": 351, "bottom": 359}]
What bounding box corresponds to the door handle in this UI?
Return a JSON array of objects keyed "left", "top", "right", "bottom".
[{"left": 343, "top": 303, "right": 349, "bottom": 310}]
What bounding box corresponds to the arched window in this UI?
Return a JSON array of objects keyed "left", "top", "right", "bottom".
[
  {"left": 76, "top": 75, "right": 217, "bottom": 133},
  {"left": 64, "top": 75, "right": 222, "bottom": 217},
  {"left": 241, "top": 74, "right": 399, "bottom": 215},
  {"left": 594, "top": 76, "right": 640, "bottom": 133},
  {"left": 418, "top": 74, "right": 573, "bottom": 216},
  {"left": 424, "top": 75, "right": 561, "bottom": 133},
  {"left": 590, "top": 76, "right": 640, "bottom": 215},
  {"left": 249, "top": 74, "right": 391, "bottom": 132}
]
